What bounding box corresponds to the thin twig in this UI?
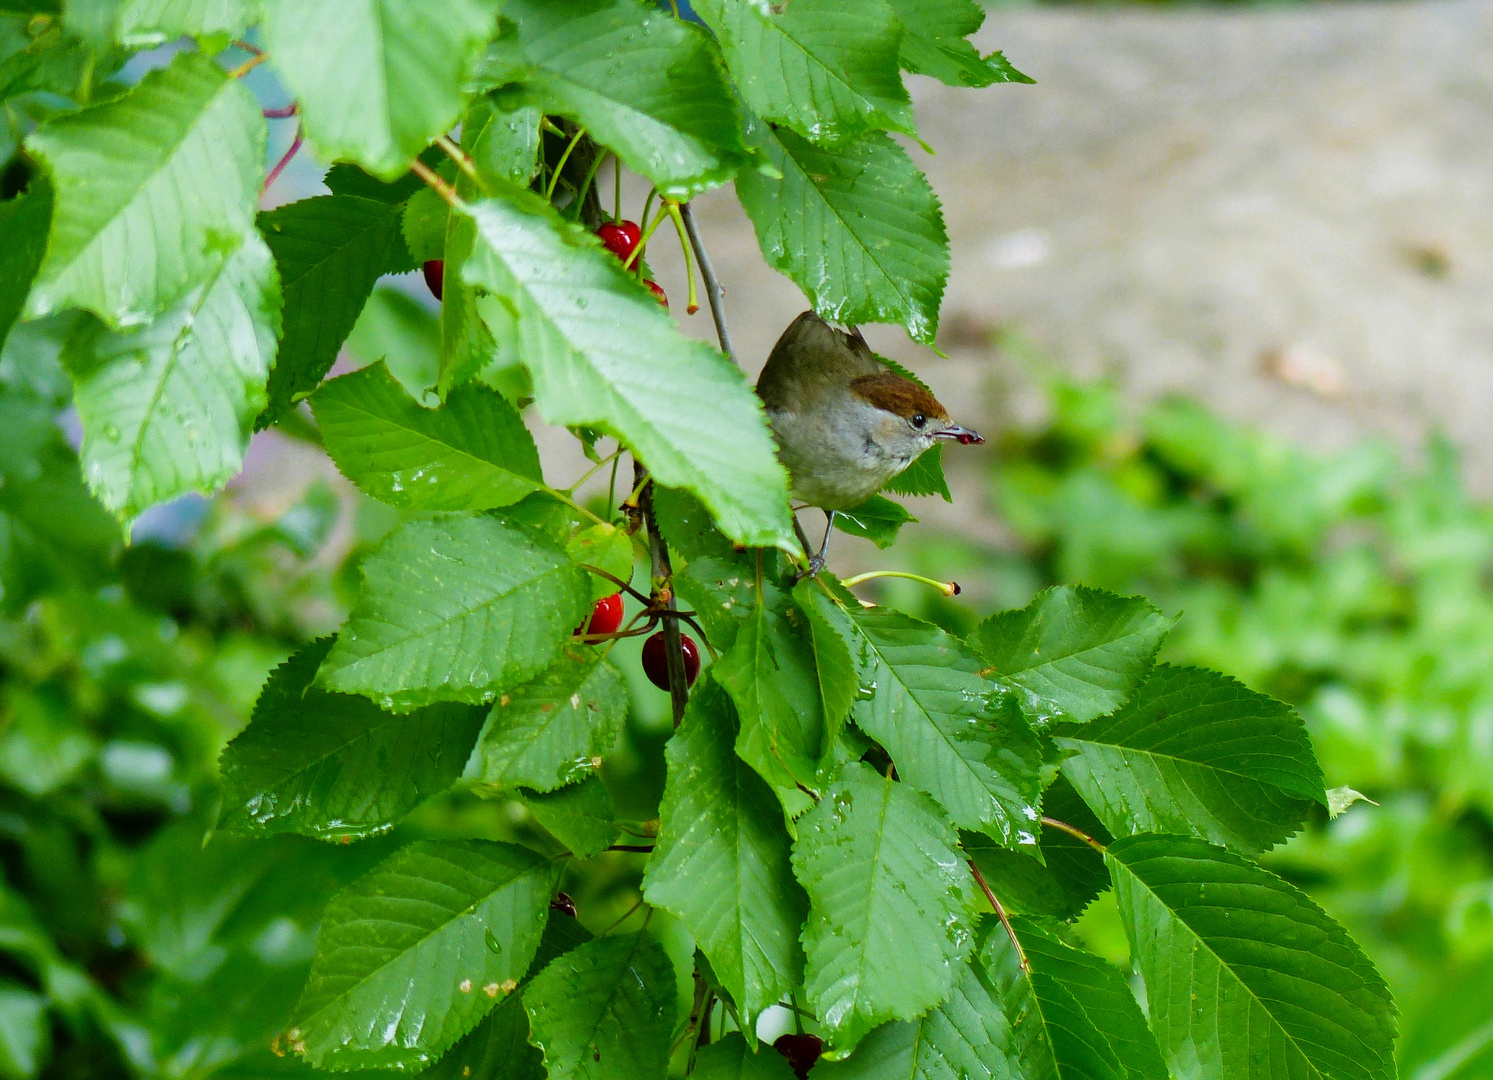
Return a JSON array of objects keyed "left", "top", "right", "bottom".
[
  {"left": 263, "top": 127, "right": 302, "bottom": 193},
  {"left": 679, "top": 202, "right": 735, "bottom": 363},
  {"left": 262, "top": 104, "right": 298, "bottom": 119},
  {"left": 969, "top": 859, "right": 1029, "bottom": 972},
  {"left": 1040, "top": 816, "right": 1108, "bottom": 853},
  {"left": 410, "top": 158, "right": 461, "bottom": 209},
  {"left": 608, "top": 844, "right": 655, "bottom": 853},
  {"left": 232, "top": 39, "right": 263, "bottom": 56},
  {"left": 639, "top": 461, "right": 689, "bottom": 725}
]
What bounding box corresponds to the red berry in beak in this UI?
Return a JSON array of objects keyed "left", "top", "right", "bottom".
[
  {"left": 597, "top": 220, "right": 642, "bottom": 261},
  {"left": 422, "top": 259, "right": 444, "bottom": 300},
  {"left": 641, "top": 631, "right": 699, "bottom": 691}
]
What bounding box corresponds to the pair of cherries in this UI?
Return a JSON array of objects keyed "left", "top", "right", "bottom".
[
  {"left": 420, "top": 220, "right": 667, "bottom": 307},
  {"left": 596, "top": 220, "right": 668, "bottom": 307},
  {"left": 579, "top": 593, "right": 699, "bottom": 692}
]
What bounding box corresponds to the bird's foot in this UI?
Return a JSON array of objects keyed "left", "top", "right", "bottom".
[{"left": 793, "top": 554, "right": 826, "bottom": 584}]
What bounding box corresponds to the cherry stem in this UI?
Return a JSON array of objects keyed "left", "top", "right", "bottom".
[
  {"left": 262, "top": 104, "right": 298, "bottom": 118},
  {"left": 608, "top": 844, "right": 655, "bottom": 853},
  {"left": 635, "top": 190, "right": 659, "bottom": 269},
  {"left": 679, "top": 202, "right": 735, "bottom": 364},
  {"left": 564, "top": 447, "right": 623, "bottom": 494},
  {"left": 410, "top": 158, "right": 461, "bottom": 209},
  {"left": 232, "top": 39, "right": 263, "bottom": 56},
  {"left": 262, "top": 127, "right": 302, "bottom": 194},
  {"left": 228, "top": 50, "right": 267, "bottom": 79},
  {"left": 968, "top": 859, "right": 1029, "bottom": 973},
  {"left": 841, "top": 570, "right": 961, "bottom": 597},
  {"left": 622, "top": 200, "right": 670, "bottom": 273},
  {"left": 436, "top": 134, "right": 483, "bottom": 192},
  {"left": 577, "top": 564, "right": 654, "bottom": 607},
  {"left": 569, "top": 149, "right": 609, "bottom": 222},
  {"left": 599, "top": 895, "right": 648, "bottom": 935},
  {"left": 1041, "top": 816, "right": 1108, "bottom": 853},
  {"left": 664, "top": 201, "right": 699, "bottom": 314},
  {"left": 544, "top": 125, "right": 586, "bottom": 203}
]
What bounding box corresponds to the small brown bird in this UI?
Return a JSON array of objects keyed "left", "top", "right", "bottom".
[{"left": 756, "top": 312, "right": 983, "bottom": 573}]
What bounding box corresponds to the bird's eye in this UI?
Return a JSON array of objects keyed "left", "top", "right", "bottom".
[{"left": 911, "top": 414, "right": 926, "bottom": 429}]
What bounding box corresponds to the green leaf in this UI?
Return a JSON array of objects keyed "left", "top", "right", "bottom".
[
  {"left": 402, "top": 185, "right": 447, "bottom": 264},
  {"left": 828, "top": 594, "right": 1043, "bottom": 845},
  {"left": 976, "top": 916, "right": 1167, "bottom": 1080},
  {"left": 25, "top": 51, "right": 264, "bottom": 327},
  {"left": 885, "top": 0, "right": 1035, "bottom": 88},
  {"left": 643, "top": 679, "right": 806, "bottom": 1033},
  {"left": 738, "top": 121, "right": 948, "bottom": 344},
  {"left": 345, "top": 284, "right": 441, "bottom": 403},
  {"left": 0, "top": 182, "right": 49, "bottom": 351},
  {"left": 517, "top": 777, "right": 619, "bottom": 859},
  {"left": 792, "top": 578, "right": 859, "bottom": 748},
  {"left": 498, "top": 0, "right": 748, "bottom": 199},
  {"left": 692, "top": 0, "right": 914, "bottom": 141},
  {"left": 693, "top": 1033, "right": 798, "bottom": 1080},
  {"left": 464, "top": 93, "right": 542, "bottom": 189},
  {"left": 256, "top": 194, "right": 409, "bottom": 427},
  {"left": 116, "top": 0, "right": 258, "bottom": 46},
  {"left": 883, "top": 443, "right": 950, "bottom": 501},
  {"left": 293, "top": 839, "right": 557, "bottom": 1070},
  {"left": 962, "top": 776, "right": 1112, "bottom": 920},
  {"left": 218, "top": 638, "right": 485, "bottom": 840},
  {"left": 1054, "top": 665, "right": 1325, "bottom": 853},
  {"left": 311, "top": 362, "right": 543, "bottom": 512},
  {"left": 460, "top": 193, "right": 795, "bottom": 551},
  {"left": 713, "top": 585, "right": 825, "bottom": 819},
  {"left": 652, "top": 486, "right": 737, "bottom": 564},
  {"left": 567, "top": 523, "right": 634, "bottom": 601},
  {"left": 673, "top": 553, "right": 758, "bottom": 655},
  {"left": 420, "top": 991, "right": 544, "bottom": 1080},
  {"left": 793, "top": 762, "right": 980, "bottom": 1054},
  {"left": 0, "top": 985, "right": 48, "bottom": 1080},
  {"left": 834, "top": 495, "right": 915, "bottom": 550},
  {"left": 813, "top": 914, "right": 1143, "bottom": 1080},
  {"left": 470, "top": 648, "right": 626, "bottom": 793},
  {"left": 261, "top": 0, "right": 498, "bottom": 179},
  {"left": 316, "top": 512, "right": 591, "bottom": 711},
  {"left": 61, "top": 230, "right": 279, "bottom": 521},
  {"left": 1108, "top": 833, "right": 1397, "bottom": 1080},
  {"left": 324, "top": 151, "right": 440, "bottom": 204},
  {"left": 524, "top": 931, "right": 676, "bottom": 1080},
  {"left": 972, "top": 585, "right": 1174, "bottom": 725}
]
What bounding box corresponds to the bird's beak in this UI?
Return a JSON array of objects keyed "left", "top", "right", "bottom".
[{"left": 934, "top": 423, "right": 984, "bottom": 446}]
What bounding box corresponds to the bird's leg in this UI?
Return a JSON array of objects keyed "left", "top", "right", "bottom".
[
  {"left": 814, "top": 512, "right": 836, "bottom": 574},
  {"left": 792, "top": 514, "right": 816, "bottom": 565}
]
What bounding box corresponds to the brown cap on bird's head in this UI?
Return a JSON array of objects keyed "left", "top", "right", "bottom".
[{"left": 849, "top": 370, "right": 984, "bottom": 444}]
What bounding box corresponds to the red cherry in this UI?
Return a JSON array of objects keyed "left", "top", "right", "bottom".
[
  {"left": 577, "top": 593, "right": 624, "bottom": 638},
  {"left": 422, "top": 259, "right": 444, "bottom": 300},
  {"left": 773, "top": 1034, "right": 823, "bottom": 1079},
  {"left": 641, "top": 631, "right": 699, "bottom": 691},
  {"left": 644, "top": 279, "right": 668, "bottom": 308},
  {"left": 597, "top": 220, "right": 642, "bottom": 261}
]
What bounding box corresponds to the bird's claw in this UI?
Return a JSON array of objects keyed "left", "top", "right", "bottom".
[{"left": 794, "top": 554, "right": 826, "bottom": 584}]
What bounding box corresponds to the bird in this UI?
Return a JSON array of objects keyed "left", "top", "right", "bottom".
[{"left": 755, "top": 311, "right": 984, "bottom": 574}]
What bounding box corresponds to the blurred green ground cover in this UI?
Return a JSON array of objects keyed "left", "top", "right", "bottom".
[{"left": 0, "top": 305, "right": 1488, "bottom": 1078}]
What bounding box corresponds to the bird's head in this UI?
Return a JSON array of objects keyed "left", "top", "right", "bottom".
[{"left": 848, "top": 370, "right": 984, "bottom": 461}]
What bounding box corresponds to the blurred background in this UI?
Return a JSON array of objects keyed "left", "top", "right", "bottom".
[{"left": 2, "top": 1, "right": 1492, "bottom": 1078}]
